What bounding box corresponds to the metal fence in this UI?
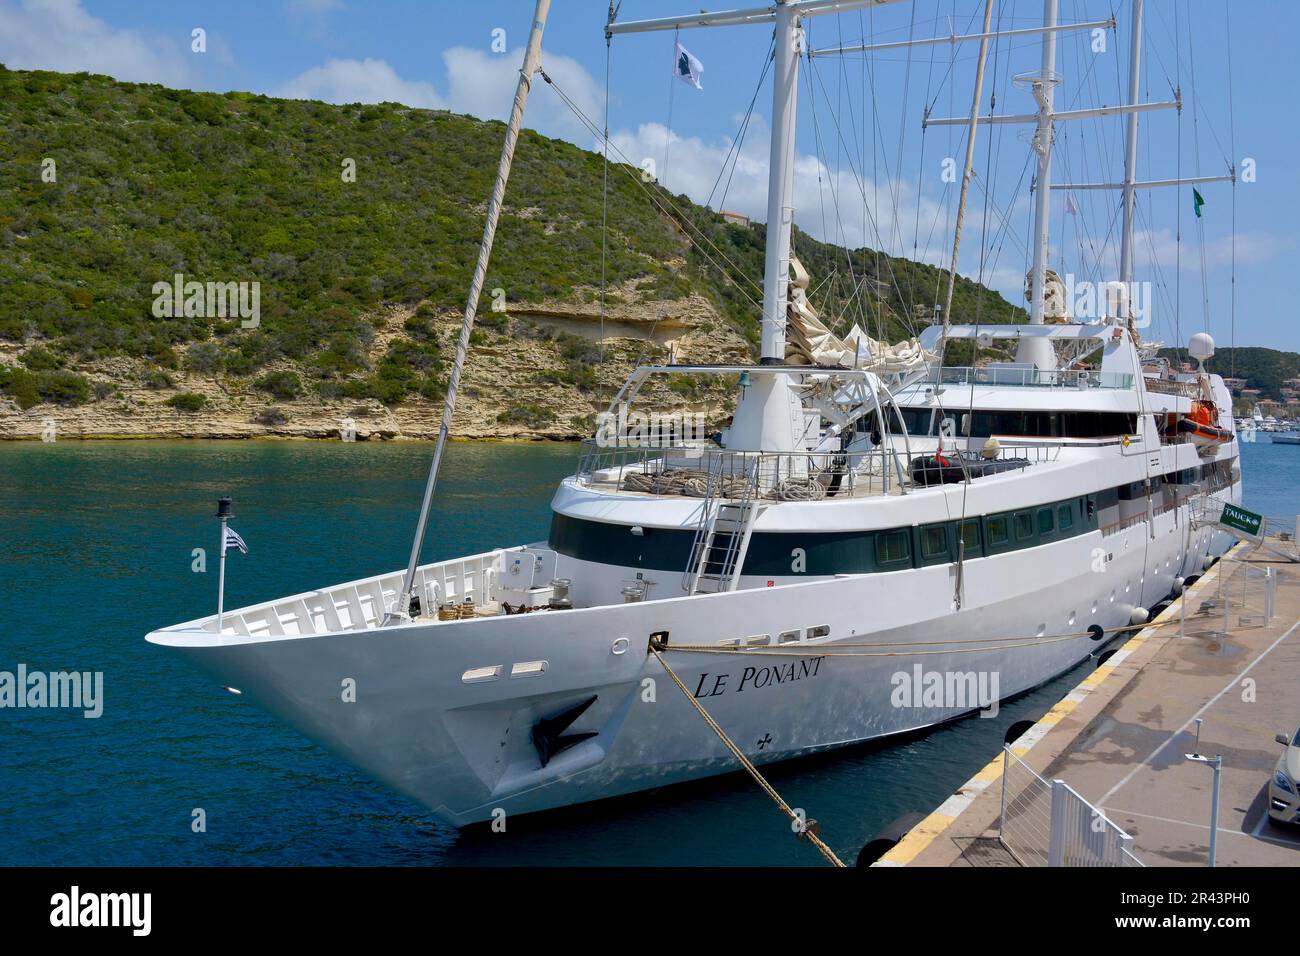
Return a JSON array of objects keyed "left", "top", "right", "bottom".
[
  {"left": 1209, "top": 558, "right": 1278, "bottom": 632},
  {"left": 1000, "top": 746, "right": 1144, "bottom": 867}
]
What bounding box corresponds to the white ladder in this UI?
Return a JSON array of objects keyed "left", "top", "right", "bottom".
[{"left": 684, "top": 472, "right": 760, "bottom": 595}]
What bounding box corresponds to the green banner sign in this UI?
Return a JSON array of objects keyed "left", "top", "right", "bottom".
[{"left": 1220, "top": 502, "right": 1263, "bottom": 537}]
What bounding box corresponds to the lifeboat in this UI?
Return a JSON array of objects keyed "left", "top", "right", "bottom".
[{"left": 1178, "top": 401, "right": 1232, "bottom": 447}]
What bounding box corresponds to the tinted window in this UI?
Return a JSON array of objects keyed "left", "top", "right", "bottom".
[
  {"left": 987, "top": 515, "right": 1010, "bottom": 546},
  {"left": 961, "top": 519, "right": 981, "bottom": 555},
  {"left": 920, "top": 526, "right": 949, "bottom": 560},
  {"left": 1038, "top": 508, "right": 1055, "bottom": 535},
  {"left": 876, "top": 530, "right": 910, "bottom": 565},
  {"left": 1015, "top": 512, "right": 1034, "bottom": 540},
  {"left": 1058, "top": 504, "right": 1074, "bottom": 531}
]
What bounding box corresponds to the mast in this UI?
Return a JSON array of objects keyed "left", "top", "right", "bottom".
[
  {"left": 760, "top": 0, "right": 801, "bottom": 363},
  {"left": 1117, "top": 0, "right": 1144, "bottom": 325},
  {"left": 387, "top": 0, "right": 551, "bottom": 625},
  {"left": 608, "top": 0, "right": 903, "bottom": 453},
  {"left": 941, "top": 0, "right": 996, "bottom": 342},
  {"left": 1027, "top": 0, "right": 1057, "bottom": 328},
  {"left": 1017, "top": 0, "right": 1060, "bottom": 371}
]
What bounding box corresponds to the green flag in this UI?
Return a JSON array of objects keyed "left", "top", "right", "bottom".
[{"left": 1192, "top": 187, "right": 1206, "bottom": 218}]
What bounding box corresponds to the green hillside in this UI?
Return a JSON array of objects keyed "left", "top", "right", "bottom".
[
  {"left": 1159, "top": 346, "right": 1300, "bottom": 407},
  {"left": 0, "top": 65, "right": 1026, "bottom": 411}
]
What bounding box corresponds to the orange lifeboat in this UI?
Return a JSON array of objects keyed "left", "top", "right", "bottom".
[{"left": 1178, "top": 401, "right": 1231, "bottom": 447}]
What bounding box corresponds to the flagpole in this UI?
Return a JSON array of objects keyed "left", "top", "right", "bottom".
[{"left": 216, "top": 496, "right": 231, "bottom": 634}]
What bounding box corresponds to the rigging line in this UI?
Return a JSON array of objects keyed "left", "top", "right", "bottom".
[
  {"left": 895, "top": 0, "right": 920, "bottom": 306},
  {"left": 707, "top": 35, "right": 775, "bottom": 212},
  {"left": 807, "top": 82, "right": 871, "bottom": 338},
  {"left": 1225, "top": 0, "right": 1236, "bottom": 378},
  {"left": 663, "top": 26, "right": 677, "bottom": 189},
  {"left": 650, "top": 647, "right": 846, "bottom": 868},
  {"left": 542, "top": 71, "right": 766, "bottom": 305},
  {"left": 1185, "top": 1, "right": 1211, "bottom": 334},
  {"left": 1174, "top": 0, "right": 1182, "bottom": 363},
  {"left": 806, "top": 57, "right": 909, "bottom": 338},
  {"left": 967, "top": 167, "right": 1031, "bottom": 261},
  {"left": 911, "top": 10, "right": 941, "bottom": 306},
  {"left": 807, "top": 56, "right": 919, "bottom": 343},
  {"left": 598, "top": 25, "right": 611, "bottom": 375},
  {"left": 941, "top": 0, "right": 995, "bottom": 342}
]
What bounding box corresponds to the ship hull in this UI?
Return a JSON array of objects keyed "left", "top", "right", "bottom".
[{"left": 150, "top": 486, "right": 1239, "bottom": 827}]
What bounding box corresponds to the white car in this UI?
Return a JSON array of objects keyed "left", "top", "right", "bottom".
[{"left": 1268, "top": 728, "right": 1300, "bottom": 824}]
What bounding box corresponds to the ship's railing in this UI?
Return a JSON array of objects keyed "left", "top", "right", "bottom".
[
  {"left": 578, "top": 441, "right": 888, "bottom": 499},
  {"left": 1143, "top": 376, "right": 1200, "bottom": 398},
  {"left": 577, "top": 438, "right": 1059, "bottom": 499},
  {"left": 936, "top": 366, "right": 1134, "bottom": 389},
  {"left": 202, "top": 549, "right": 505, "bottom": 636}
]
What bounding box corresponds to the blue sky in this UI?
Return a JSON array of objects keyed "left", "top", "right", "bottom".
[{"left": 3, "top": 0, "right": 1296, "bottom": 351}]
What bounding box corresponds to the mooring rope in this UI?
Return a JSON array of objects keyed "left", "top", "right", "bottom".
[{"left": 650, "top": 646, "right": 846, "bottom": 867}]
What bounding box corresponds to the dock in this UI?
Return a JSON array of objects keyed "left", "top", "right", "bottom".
[{"left": 878, "top": 532, "right": 1300, "bottom": 867}]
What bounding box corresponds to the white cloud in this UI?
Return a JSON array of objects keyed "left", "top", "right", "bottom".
[
  {"left": 0, "top": 0, "right": 193, "bottom": 86},
  {"left": 608, "top": 116, "right": 952, "bottom": 258},
  {"left": 277, "top": 57, "right": 440, "bottom": 108},
  {"left": 276, "top": 46, "right": 602, "bottom": 144}
]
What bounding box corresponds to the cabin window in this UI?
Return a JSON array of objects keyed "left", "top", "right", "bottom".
[
  {"left": 875, "top": 529, "right": 910, "bottom": 566},
  {"left": 745, "top": 634, "right": 771, "bottom": 646},
  {"left": 807, "top": 625, "right": 830, "bottom": 640},
  {"left": 920, "top": 525, "right": 950, "bottom": 561},
  {"left": 960, "top": 519, "right": 982, "bottom": 557},
  {"left": 987, "top": 515, "right": 1011, "bottom": 547},
  {"left": 1015, "top": 511, "right": 1035, "bottom": 541},
  {"left": 1058, "top": 504, "right": 1074, "bottom": 531},
  {"left": 1037, "top": 508, "right": 1055, "bottom": 536},
  {"left": 778, "top": 629, "right": 801, "bottom": 645}
]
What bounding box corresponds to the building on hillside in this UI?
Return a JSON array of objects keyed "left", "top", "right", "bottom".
[{"left": 719, "top": 210, "right": 751, "bottom": 227}]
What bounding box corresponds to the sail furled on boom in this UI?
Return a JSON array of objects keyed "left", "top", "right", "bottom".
[{"left": 783, "top": 257, "right": 936, "bottom": 373}]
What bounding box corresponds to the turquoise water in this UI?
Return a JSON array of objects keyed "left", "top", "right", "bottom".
[{"left": 0, "top": 437, "right": 1292, "bottom": 866}]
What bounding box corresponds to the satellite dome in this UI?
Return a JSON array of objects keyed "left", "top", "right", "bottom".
[{"left": 1188, "top": 332, "right": 1215, "bottom": 362}]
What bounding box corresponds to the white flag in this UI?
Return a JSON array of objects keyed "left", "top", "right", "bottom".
[
  {"left": 674, "top": 41, "right": 703, "bottom": 90},
  {"left": 224, "top": 526, "right": 248, "bottom": 555}
]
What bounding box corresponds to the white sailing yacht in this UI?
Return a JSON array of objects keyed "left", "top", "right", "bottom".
[{"left": 148, "top": 0, "right": 1243, "bottom": 828}]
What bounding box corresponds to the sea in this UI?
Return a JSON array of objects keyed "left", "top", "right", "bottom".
[{"left": 0, "top": 437, "right": 1295, "bottom": 866}]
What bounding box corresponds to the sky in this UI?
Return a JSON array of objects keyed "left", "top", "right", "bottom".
[{"left": 2, "top": 0, "right": 1296, "bottom": 351}]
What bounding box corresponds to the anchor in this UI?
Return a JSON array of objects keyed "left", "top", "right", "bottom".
[{"left": 532, "top": 695, "right": 599, "bottom": 768}]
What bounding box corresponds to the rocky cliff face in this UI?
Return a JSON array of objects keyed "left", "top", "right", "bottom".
[{"left": 0, "top": 286, "right": 749, "bottom": 441}]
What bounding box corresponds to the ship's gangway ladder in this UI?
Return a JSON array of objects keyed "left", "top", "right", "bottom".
[{"left": 684, "top": 466, "right": 761, "bottom": 595}]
